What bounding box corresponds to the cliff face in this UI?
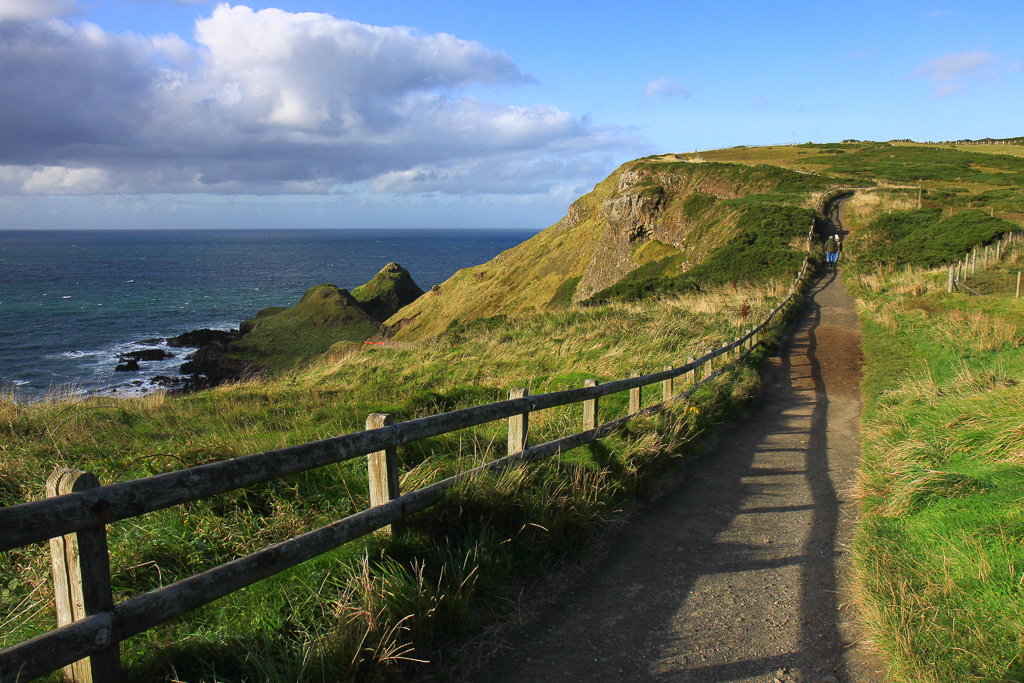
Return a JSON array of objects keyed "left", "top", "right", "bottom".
[{"left": 385, "top": 156, "right": 823, "bottom": 340}]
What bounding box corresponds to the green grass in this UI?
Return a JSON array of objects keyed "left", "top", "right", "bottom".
[
  {"left": 11, "top": 139, "right": 1024, "bottom": 680},
  {"left": 232, "top": 283, "right": 381, "bottom": 370},
  {"left": 850, "top": 243, "right": 1024, "bottom": 683},
  {"left": 0, "top": 278, "right": 798, "bottom": 682},
  {"left": 350, "top": 262, "right": 425, "bottom": 322},
  {"left": 802, "top": 141, "right": 1024, "bottom": 185}
]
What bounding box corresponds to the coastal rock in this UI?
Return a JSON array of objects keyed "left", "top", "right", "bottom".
[
  {"left": 179, "top": 346, "right": 261, "bottom": 392},
  {"left": 119, "top": 348, "right": 174, "bottom": 362},
  {"left": 115, "top": 359, "right": 140, "bottom": 372},
  {"left": 167, "top": 328, "right": 239, "bottom": 348}
]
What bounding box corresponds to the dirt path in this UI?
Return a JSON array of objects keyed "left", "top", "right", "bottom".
[{"left": 468, "top": 212, "right": 885, "bottom": 682}]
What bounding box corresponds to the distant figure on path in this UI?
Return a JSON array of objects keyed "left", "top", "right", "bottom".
[{"left": 825, "top": 234, "right": 840, "bottom": 266}]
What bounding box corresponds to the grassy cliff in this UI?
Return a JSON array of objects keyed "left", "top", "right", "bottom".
[{"left": 385, "top": 155, "right": 835, "bottom": 339}]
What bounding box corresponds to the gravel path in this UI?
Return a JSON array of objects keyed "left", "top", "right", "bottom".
[{"left": 468, "top": 217, "right": 885, "bottom": 682}]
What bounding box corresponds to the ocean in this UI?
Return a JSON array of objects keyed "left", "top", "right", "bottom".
[{"left": 0, "top": 228, "right": 535, "bottom": 400}]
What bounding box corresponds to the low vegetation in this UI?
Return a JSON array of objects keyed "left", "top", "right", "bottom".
[
  {"left": 230, "top": 263, "right": 424, "bottom": 371},
  {"left": 588, "top": 204, "right": 816, "bottom": 303},
  {"left": 851, "top": 208, "right": 1015, "bottom": 268},
  {"left": 845, "top": 195, "right": 1024, "bottom": 682}
]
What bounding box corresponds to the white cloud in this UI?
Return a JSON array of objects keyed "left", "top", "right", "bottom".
[
  {"left": 912, "top": 51, "right": 1002, "bottom": 95},
  {"left": 0, "top": 4, "right": 643, "bottom": 197},
  {"left": 644, "top": 77, "right": 691, "bottom": 102},
  {"left": 0, "top": 0, "right": 76, "bottom": 21}
]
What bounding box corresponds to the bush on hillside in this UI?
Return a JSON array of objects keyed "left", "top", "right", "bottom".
[
  {"left": 588, "top": 204, "right": 814, "bottom": 303},
  {"left": 683, "top": 192, "right": 718, "bottom": 219},
  {"left": 855, "top": 208, "right": 1014, "bottom": 268}
]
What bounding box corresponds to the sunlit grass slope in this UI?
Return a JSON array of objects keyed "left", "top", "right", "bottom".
[
  {"left": 846, "top": 188, "right": 1024, "bottom": 682},
  {"left": 231, "top": 283, "right": 380, "bottom": 370}
]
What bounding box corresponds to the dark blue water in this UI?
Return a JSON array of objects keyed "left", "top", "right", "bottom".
[{"left": 0, "top": 229, "right": 535, "bottom": 399}]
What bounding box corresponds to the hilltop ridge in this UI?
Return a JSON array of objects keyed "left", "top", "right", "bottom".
[{"left": 384, "top": 155, "right": 834, "bottom": 339}]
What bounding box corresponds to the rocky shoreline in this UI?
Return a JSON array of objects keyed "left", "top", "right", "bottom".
[
  {"left": 107, "top": 261, "right": 425, "bottom": 396},
  {"left": 111, "top": 328, "right": 261, "bottom": 395}
]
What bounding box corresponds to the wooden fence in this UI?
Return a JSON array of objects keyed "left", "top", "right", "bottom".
[
  {"left": 946, "top": 231, "right": 1024, "bottom": 295},
  {"left": 0, "top": 245, "right": 822, "bottom": 682}
]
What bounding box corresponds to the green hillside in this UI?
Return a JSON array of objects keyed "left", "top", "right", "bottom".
[
  {"left": 350, "top": 261, "right": 425, "bottom": 321},
  {"left": 229, "top": 262, "right": 424, "bottom": 371}
]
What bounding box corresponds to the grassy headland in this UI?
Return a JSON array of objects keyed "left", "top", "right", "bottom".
[
  {"left": 1, "top": 282, "right": 800, "bottom": 681},
  {"left": 1, "top": 152, "right": 824, "bottom": 681},
  {"left": 7, "top": 139, "right": 1024, "bottom": 681}
]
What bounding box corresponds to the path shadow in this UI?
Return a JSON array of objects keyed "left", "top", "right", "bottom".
[{"left": 468, "top": 270, "right": 871, "bottom": 682}]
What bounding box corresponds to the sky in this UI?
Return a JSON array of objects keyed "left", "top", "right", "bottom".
[{"left": 0, "top": 0, "right": 1021, "bottom": 231}]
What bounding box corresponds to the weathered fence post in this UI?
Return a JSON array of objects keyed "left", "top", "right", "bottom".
[
  {"left": 583, "top": 379, "right": 599, "bottom": 430},
  {"left": 1017, "top": 271, "right": 1021, "bottom": 299},
  {"left": 972, "top": 248, "right": 977, "bottom": 275},
  {"left": 366, "top": 413, "right": 401, "bottom": 535},
  {"left": 46, "top": 468, "right": 121, "bottom": 683},
  {"left": 686, "top": 357, "right": 696, "bottom": 387},
  {"left": 662, "top": 365, "right": 673, "bottom": 403},
  {"left": 985, "top": 245, "right": 989, "bottom": 269},
  {"left": 947, "top": 265, "right": 954, "bottom": 293},
  {"left": 508, "top": 388, "right": 529, "bottom": 455},
  {"left": 629, "top": 372, "right": 642, "bottom": 414}
]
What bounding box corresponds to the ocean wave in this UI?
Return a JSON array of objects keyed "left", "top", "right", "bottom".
[{"left": 50, "top": 349, "right": 104, "bottom": 360}]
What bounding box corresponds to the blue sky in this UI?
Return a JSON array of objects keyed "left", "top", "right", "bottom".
[{"left": 0, "top": 0, "right": 1020, "bottom": 230}]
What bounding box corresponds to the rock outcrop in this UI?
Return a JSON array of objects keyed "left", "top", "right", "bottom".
[
  {"left": 350, "top": 262, "right": 425, "bottom": 322},
  {"left": 167, "top": 329, "right": 239, "bottom": 348}
]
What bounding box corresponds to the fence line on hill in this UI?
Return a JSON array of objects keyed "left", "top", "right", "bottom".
[
  {"left": 0, "top": 217, "right": 829, "bottom": 682},
  {"left": 945, "top": 231, "right": 1024, "bottom": 295}
]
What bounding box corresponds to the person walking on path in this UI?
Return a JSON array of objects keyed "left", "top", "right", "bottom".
[{"left": 825, "top": 235, "right": 840, "bottom": 266}]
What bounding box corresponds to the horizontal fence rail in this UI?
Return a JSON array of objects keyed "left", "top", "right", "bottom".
[{"left": 1, "top": 234, "right": 825, "bottom": 681}]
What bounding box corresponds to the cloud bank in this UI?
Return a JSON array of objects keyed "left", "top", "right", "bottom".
[{"left": 0, "top": 3, "right": 640, "bottom": 196}]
